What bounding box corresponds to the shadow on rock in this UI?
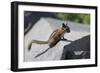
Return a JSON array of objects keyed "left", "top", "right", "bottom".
[{"left": 61, "top": 35, "right": 90, "bottom": 60}]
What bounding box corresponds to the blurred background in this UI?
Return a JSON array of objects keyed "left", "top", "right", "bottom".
[
  {"left": 24, "top": 11, "right": 90, "bottom": 34},
  {"left": 54, "top": 13, "right": 90, "bottom": 24}
]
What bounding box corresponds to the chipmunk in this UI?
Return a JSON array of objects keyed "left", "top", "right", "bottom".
[{"left": 28, "top": 23, "right": 71, "bottom": 58}]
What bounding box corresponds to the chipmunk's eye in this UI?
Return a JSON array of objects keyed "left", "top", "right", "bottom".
[{"left": 66, "top": 28, "right": 69, "bottom": 31}]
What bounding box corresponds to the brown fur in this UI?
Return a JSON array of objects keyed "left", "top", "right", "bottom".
[{"left": 28, "top": 23, "right": 70, "bottom": 51}]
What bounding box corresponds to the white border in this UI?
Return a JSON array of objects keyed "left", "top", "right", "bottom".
[{"left": 18, "top": 5, "right": 96, "bottom": 68}]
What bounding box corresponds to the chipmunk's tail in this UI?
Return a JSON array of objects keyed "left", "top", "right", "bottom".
[
  {"left": 34, "top": 47, "right": 50, "bottom": 58},
  {"left": 28, "top": 40, "right": 48, "bottom": 51}
]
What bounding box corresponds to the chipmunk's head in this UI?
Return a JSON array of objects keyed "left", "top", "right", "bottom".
[{"left": 62, "top": 23, "right": 70, "bottom": 33}]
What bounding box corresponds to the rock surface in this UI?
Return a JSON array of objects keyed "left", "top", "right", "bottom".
[{"left": 24, "top": 17, "right": 90, "bottom": 62}]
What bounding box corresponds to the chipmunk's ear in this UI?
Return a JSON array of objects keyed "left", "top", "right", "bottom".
[{"left": 62, "top": 23, "right": 66, "bottom": 27}]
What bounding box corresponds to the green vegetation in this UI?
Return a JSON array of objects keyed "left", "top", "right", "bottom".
[{"left": 54, "top": 13, "right": 90, "bottom": 24}]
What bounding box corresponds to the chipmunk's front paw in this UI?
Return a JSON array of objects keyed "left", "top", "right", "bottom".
[{"left": 61, "top": 38, "right": 68, "bottom": 41}]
